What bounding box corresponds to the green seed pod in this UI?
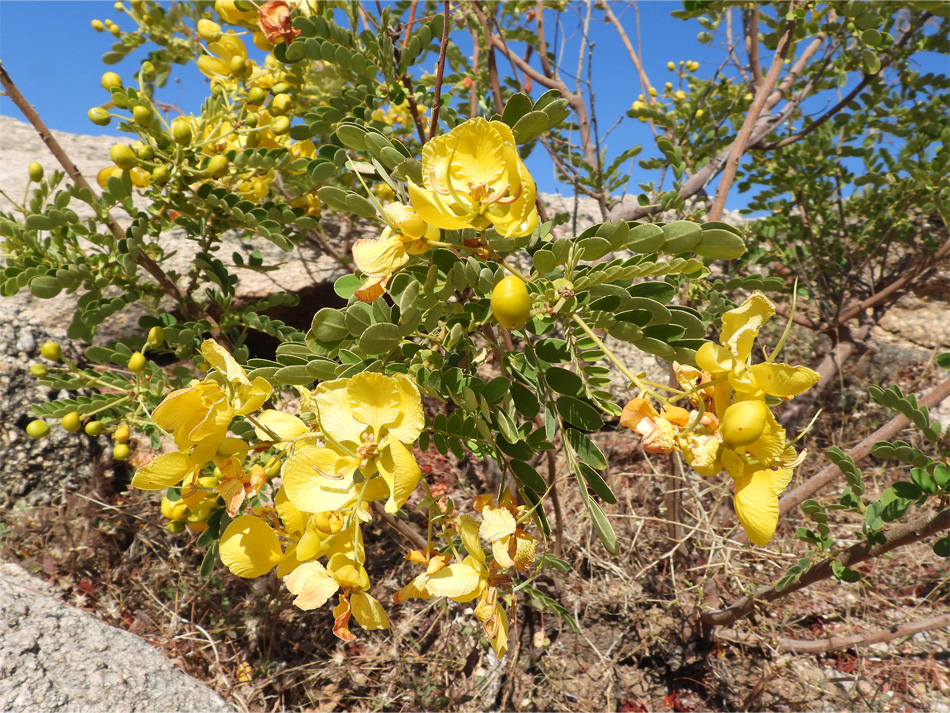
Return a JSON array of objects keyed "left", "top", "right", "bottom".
[
  {"left": 84, "top": 420, "right": 105, "bottom": 436},
  {"left": 134, "top": 142, "right": 154, "bottom": 160},
  {"left": 139, "top": 60, "right": 155, "bottom": 79},
  {"left": 40, "top": 341, "right": 62, "bottom": 361},
  {"left": 270, "top": 116, "right": 291, "bottom": 135},
  {"left": 244, "top": 130, "right": 260, "bottom": 148},
  {"left": 28, "top": 162, "right": 44, "bottom": 182},
  {"left": 110, "top": 144, "right": 137, "bottom": 170},
  {"left": 88, "top": 107, "right": 111, "bottom": 126},
  {"left": 61, "top": 412, "right": 82, "bottom": 433},
  {"left": 26, "top": 420, "right": 49, "bottom": 439}
]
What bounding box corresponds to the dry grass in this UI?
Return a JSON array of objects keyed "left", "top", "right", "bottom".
[{"left": 2, "top": 358, "right": 948, "bottom": 712}]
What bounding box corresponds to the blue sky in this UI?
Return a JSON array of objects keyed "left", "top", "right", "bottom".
[{"left": 1, "top": 2, "right": 943, "bottom": 208}]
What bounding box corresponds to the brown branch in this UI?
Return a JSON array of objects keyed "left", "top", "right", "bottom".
[
  {"left": 471, "top": 3, "right": 504, "bottom": 113},
  {"left": 598, "top": 1, "right": 654, "bottom": 101},
  {"left": 469, "top": 28, "right": 480, "bottom": 118},
  {"left": 534, "top": 0, "right": 555, "bottom": 79},
  {"left": 718, "top": 613, "right": 950, "bottom": 654},
  {"left": 0, "top": 61, "right": 208, "bottom": 323},
  {"left": 744, "top": 7, "right": 763, "bottom": 88},
  {"left": 401, "top": 0, "right": 418, "bottom": 51},
  {"left": 702, "top": 506, "right": 950, "bottom": 628},
  {"left": 428, "top": 0, "right": 451, "bottom": 142},
  {"left": 753, "top": 11, "right": 931, "bottom": 151},
  {"left": 708, "top": 9, "right": 798, "bottom": 220}
]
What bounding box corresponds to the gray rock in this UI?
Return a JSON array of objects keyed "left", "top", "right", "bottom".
[{"left": 0, "top": 563, "right": 233, "bottom": 712}]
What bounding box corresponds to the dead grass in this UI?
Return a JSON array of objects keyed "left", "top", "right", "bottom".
[{"left": 2, "top": 357, "right": 949, "bottom": 712}]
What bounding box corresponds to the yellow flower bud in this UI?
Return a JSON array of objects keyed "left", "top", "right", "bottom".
[
  {"left": 28, "top": 162, "right": 44, "bottom": 182},
  {"left": 91, "top": 19, "right": 105, "bottom": 31},
  {"left": 197, "top": 18, "right": 222, "bottom": 42},
  {"left": 101, "top": 72, "right": 123, "bottom": 91}
]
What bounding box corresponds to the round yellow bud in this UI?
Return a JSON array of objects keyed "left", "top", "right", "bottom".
[
  {"left": 667, "top": 61, "right": 676, "bottom": 71},
  {"left": 61, "top": 412, "right": 82, "bottom": 433},
  {"left": 674, "top": 90, "right": 687, "bottom": 102},
  {"left": 84, "top": 420, "right": 105, "bottom": 436},
  {"left": 695, "top": 109, "right": 705, "bottom": 118},
  {"left": 720, "top": 400, "right": 770, "bottom": 448},
  {"left": 114, "top": 424, "right": 131, "bottom": 443},
  {"left": 171, "top": 119, "right": 193, "bottom": 145},
  {"left": 91, "top": 19, "right": 105, "bottom": 31},
  {"left": 490, "top": 275, "right": 532, "bottom": 330},
  {"left": 28, "top": 162, "right": 44, "bottom": 182},
  {"left": 26, "top": 420, "right": 49, "bottom": 439},
  {"left": 206, "top": 154, "right": 229, "bottom": 178},
  {"left": 270, "top": 93, "right": 292, "bottom": 116},
  {"left": 139, "top": 61, "right": 155, "bottom": 79},
  {"left": 129, "top": 167, "right": 151, "bottom": 188},
  {"left": 665, "top": 82, "right": 673, "bottom": 91},
  {"left": 147, "top": 326, "right": 165, "bottom": 347},
  {"left": 88, "top": 107, "right": 111, "bottom": 126},
  {"left": 30, "top": 364, "right": 48, "bottom": 378},
  {"left": 97, "top": 166, "right": 123, "bottom": 190},
  {"left": 229, "top": 55, "right": 247, "bottom": 78},
  {"left": 649, "top": 87, "right": 657, "bottom": 97},
  {"left": 270, "top": 116, "right": 291, "bottom": 135},
  {"left": 151, "top": 165, "right": 170, "bottom": 184},
  {"left": 40, "top": 341, "right": 62, "bottom": 361},
  {"left": 101, "top": 72, "right": 123, "bottom": 91},
  {"left": 197, "top": 18, "right": 222, "bottom": 42},
  {"left": 109, "top": 23, "right": 122, "bottom": 37},
  {"left": 113, "top": 443, "right": 131, "bottom": 461},
  {"left": 246, "top": 87, "right": 266, "bottom": 107},
  {"left": 128, "top": 352, "right": 147, "bottom": 373},
  {"left": 132, "top": 105, "right": 153, "bottom": 126},
  {"left": 110, "top": 144, "right": 137, "bottom": 170}
]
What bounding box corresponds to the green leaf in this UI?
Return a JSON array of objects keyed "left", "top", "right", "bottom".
[
  {"left": 693, "top": 228, "right": 745, "bottom": 260},
  {"left": 501, "top": 93, "right": 533, "bottom": 127},
  {"left": 585, "top": 497, "right": 618, "bottom": 555},
  {"left": 566, "top": 428, "right": 608, "bottom": 469},
  {"left": 577, "top": 462, "right": 616, "bottom": 504},
  {"left": 892, "top": 481, "right": 923, "bottom": 499},
  {"left": 910, "top": 467, "right": 938, "bottom": 495},
  {"left": 29, "top": 275, "right": 62, "bottom": 299},
  {"left": 934, "top": 535, "right": 950, "bottom": 558},
  {"left": 862, "top": 48, "right": 881, "bottom": 74},
  {"left": 626, "top": 223, "right": 666, "bottom": 253},
  {"left": 309, "top": 308, "right": 349, "bottom": 343},
  {"left": 545, "top": 366, "right": 584, "bottom": 396},
  {"left": 933, "top": 463, "right": 950, "bottom": 489},
  {"left": 660, "top": 221, "right": 703, "bottom": 253},
  {"left": 556, "top": 396, "right": 604, "bottom": 431},
  {"left": 522, "top": 585, "right": 579, "bottom": 632},
  {"left": 274, "top": 365, "right": 315, "bottom": 385},
  {"left": 359, "top": 323, "right": 400, "bottom": 355},
  {"left": 334, "top": 273, "right": 362, "bottom": 299},
  {"left": 509, "top": 460, "right": 548, "bottom": 493},
  {"left": 511, "top": 110, "right": 550, "bottom": 144},
  {"left": 936, "top": 353, "right": 950, "bottom": 370}
]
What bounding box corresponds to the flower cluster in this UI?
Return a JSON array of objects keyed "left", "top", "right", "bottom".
[
  {"left": 353, "top": 117, "right": 540, "bottom": 301},
  {"left": 620, "top": 292, "right": 820, "bottom": 545}
]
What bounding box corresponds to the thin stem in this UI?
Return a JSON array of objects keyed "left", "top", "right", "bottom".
[
  {"left": 428, "top": 0, "right": 451, "bottom": 142},
  {"left": 570, "top": 313, "right": 648, "bottom": 395}
]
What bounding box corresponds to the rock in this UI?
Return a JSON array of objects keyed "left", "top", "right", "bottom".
[{"left": 0, "top": 563, "right": 233, "bottom": 712}]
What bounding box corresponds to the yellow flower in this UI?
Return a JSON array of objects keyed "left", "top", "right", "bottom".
[
  {"left": 197, "top": 31, "right": 247, "bottom": 86},
  {"left": 352, "top": 202, "right": 438, "bottom": 302},
  {"left": 282, "top": 373, "right": 424, "bottom": 514},
  {"left": 476, "top": 493, "right": 536, "bottom": 570},
  {"left": 408, "top": 117, "right": 538, "bottom": 238},
  {"left": 150, "top": 340, "right": 271, "bottom": 462},
  {"left": 695, "top": 292, "right": 819, "bottom": 410}
]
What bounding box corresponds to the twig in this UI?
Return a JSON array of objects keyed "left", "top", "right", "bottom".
[
  {"left": 370, "top": 502, "right": 427, "bottom": 550},
  {"left": 597, "top": 1, "right": 654, "bottom": 100},
  {"left": 743, "top": 7, "right": 763, "bottom": 88},
  {"left": 708, "top": 8, "right": 798, "bottom": 220},
  {"left": 702, "top": 506, "right": 950, "bottom": 628},
  {"left": 428, "top": 1, "right": 451, "bottom": 142},
  {"left": 718, "top": 613, "right": 950, "bottom": 654},
  {"left": 0, "top": 61, "right": 208, "bottom": 323}
]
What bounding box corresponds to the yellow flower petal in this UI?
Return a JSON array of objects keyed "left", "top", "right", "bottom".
[
  {"left": 283, "top": 560, "right": 339, "bottom": 610},
  {"left": 234, "top": 377, "right": 273, "bottom": 414},
  {"left": 132, "top": 451, "right": 200, "bottom": 490},
  {"left": 275, "top": 486, "right": 307, "bottom": 536},
  {"left": 254, "top": 410, "right": 312, "bottom": 443},
  {"left": 386, "top": 373, "right": 425, "bottom": 444},
  {"left": 695, "top": 341, "right": 734, "bottom": 374},
  {"left": 348, "top": 372, "right": 401, "bottom": 435},
  {"left": 201, "top": 339, "right": 250, "bottom": 385},
  {"left": 458, "top": 515, "right": 484, "bottom": 563},
  {"left": 720, "top": 292, "right": 775, "bottom": 351},
  {"left": 220, "top": 515, "right": 285, "bottom": 577},
  {"left": 393, "top": 573, "right": 433, "bottom": 603},
  {"left": 376, "top": 437, "right": 421, "bottom": 513},
  {"left": 479, "top": 506, "right": 517, "bottom": 543},
  {"left": 313, "top": 379, "right": 365, "bottom": 446},
  {"left": 351, "top": 592, "right": 390, "bottom": 631},
  {"left": 352, "top": 233, "right": 409, "bottom": 277},
  {"left": 424, "top": 562, "right": 484, "bottom": 601},
  {"left": 732, "top": 469, "right": 780, "bottom": 546},
  {"left": 407, "top": 180, "right": 472, "bottom": 230},
  {"left": 282, "top": 445, "right": 359, "bottom": 513},
  {"left": 749, "top": 363, "right": 820, "bottom": 398}
]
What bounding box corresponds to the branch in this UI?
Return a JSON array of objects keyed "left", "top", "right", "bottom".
[
  {"left": 702, "top": 506, "right": 950, "bottom": 628},
  {"left": 708, "top": 9, "right": 798, "bottom": 220},
  {"left": 718, "top": 613, "right": 950, "bottom": 654},
  {"left": 753, "top": 11, "right": 931, "bottom": 151},
  {"left": 370, "top": 502, "right": 427, "bottom": 550},
  {"left": 0, "top": 61, "right": 209, "bottom": 323},
  {"left": 428, "top": 0, "right": 451, "bottom": 142},
  {"left": 597, "top": 1, "right": 654, "bottom": 100},
  {"left": 743, "top": 7, "right": 763, "bottom": 88}
]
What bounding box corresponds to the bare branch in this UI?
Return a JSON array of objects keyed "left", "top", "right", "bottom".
[
  {"left": 744, "top": 7, "right": 763, "bottom": 87},
  {"left": 428, "top": 0, "right": 452, "bottom": 141}
]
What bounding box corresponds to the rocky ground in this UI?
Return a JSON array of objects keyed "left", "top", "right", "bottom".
[{"left": 1, "top": 112, "right": 949, "bottom": 712}]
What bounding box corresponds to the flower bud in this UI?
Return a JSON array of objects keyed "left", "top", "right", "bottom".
[
  {"left": 246, "top": 87, "right": 266, "bottom": 107},
  {"left": 84, "top": 420, "right": 105, "bottom": 436},
  {"left": 270, "top": 81, "right": 290, "bottom": 95},
  {"left": 270, "top": 116, "right": 290, "bottom": 135},
  {"left": 91, "top": 19, "right": 105, "bottom": 31},
  {"left": 101, "top": 72, "right": 123, "bottom": 91},
  {"left": 88, "top": 107, "right": 111, "bottom": 126},
  {"left": 26, "top": 420, "right": 49, "bottom": 439},
  {"left": 139, "top": 61, "right": 155, "bottom": 79},
  {"left": 151, "top": 165, "right": 170, "bottom": 184},
  {"left": 667, "top": 61, "right": 675, "bottom": 71},
  {"left": 270, "top": 93, "right": 292, "bottom": 116},
  {"left": 28, "top": 162, "right": 44, "bottom": 182},
  {"left": 40, "top": 341, "right": 62, "bottom": 361},
  {"left": 129, "top": 167, "right": 151, "bottom": 188},
  {"left": 110, "top": 144, "right": 137, "bottom": 170},
  {"left": 134, "top": 142, "right": 154, "bottom": 160},
  {"left": 114, "top": 424, "right": 130, "bottom": 442},
  {"left": 197, "top": 18, "right": 222, "bottom": 42},
  {"left": 61, "top": 412, "right": 82, "bottom": 433},
  {"left": 113, "top": 443, "right": 131, "bottom": 460},
  {"left": 132, "top": 104, "right": 153, "bottom": 126},
  {"left": 30, "top": 364, "right": 48, "bottom": 377},
  {"left": 147, "top": 326, "right": 165, "bottom": 347},
  {"left": 229, "top": 55, "right": 247, "bottom": 78},
  {"left": 206, "top": 154, "right": 229, "bottom": 178},
  {"left": 171, "top": 119, "right": 193, "bottom": 145}
]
